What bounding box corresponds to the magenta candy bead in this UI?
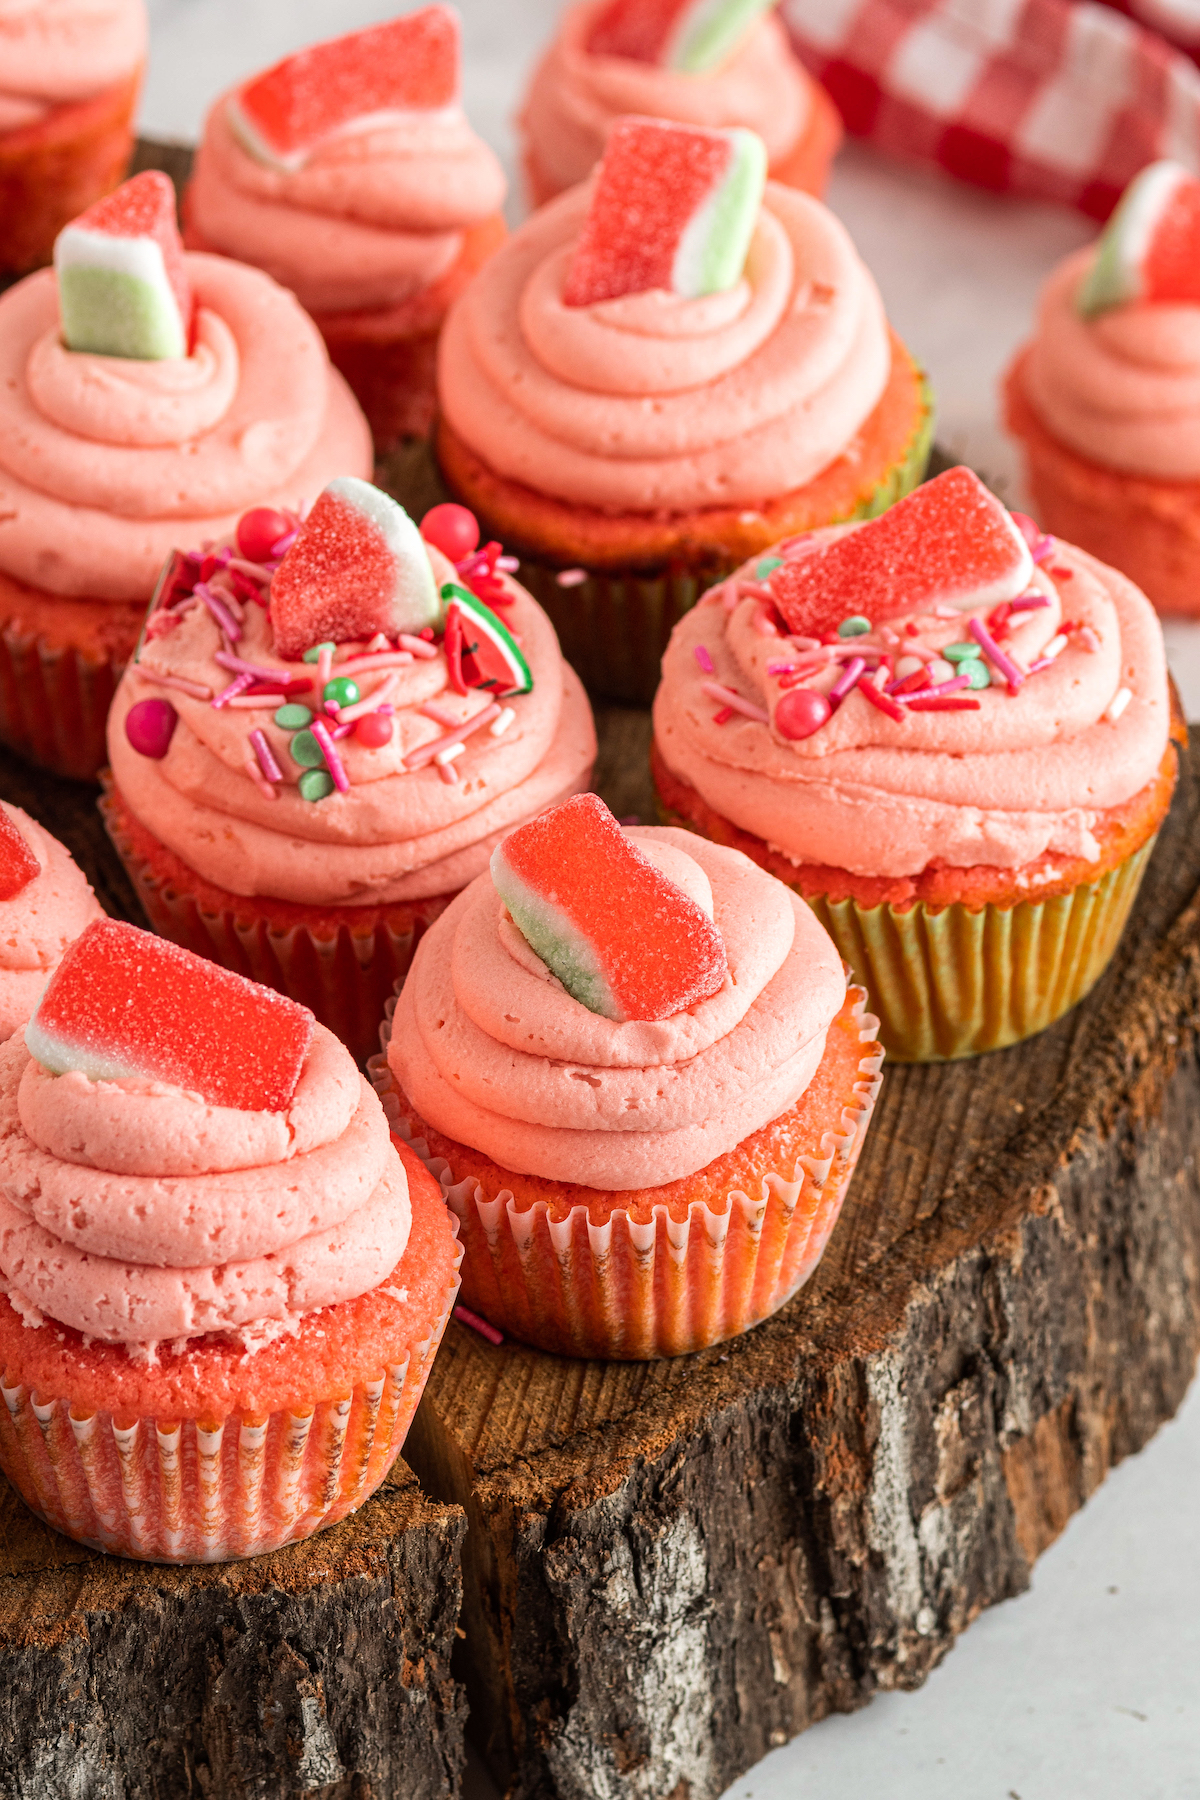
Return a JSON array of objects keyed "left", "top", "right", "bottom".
[
  {"left": 775, "top": 688, "right": 831, "bottom": 740},
  {"left": 421, "top": 503, "right": 480, "bottom": 563},
  {"left": 236, "top": 507, "right": 293, "bottom": 564},
  {"left": 125, "top": 697, "right": 178, "bottom": 759}
]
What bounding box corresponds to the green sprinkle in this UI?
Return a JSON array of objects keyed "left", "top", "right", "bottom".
[
  {"left": 290, "top": 728, "right": 325, "bottom": 770},
  {"left": 298, "top": 769, "right": 334, "bottom": 803},
  {"left": 323, "top": 675, "right": 360, "bottom": 708},
  {"left": 837, "top": 615, "right": 872, "bottom": 638},
  {"left": 302, "top": 641, "right": 335, "bottom": 664},
  {"left": 274, "top": 703, "right": 313, "bottom": 730},
  {"left": 942, "top": 642, "right": 982, "bottom": 663},
  {"left": 965, "top": 660, "right": 995, "bottom": 689},
  {"left": 755, "top": 555, "right": 783, "bottom": 580}
]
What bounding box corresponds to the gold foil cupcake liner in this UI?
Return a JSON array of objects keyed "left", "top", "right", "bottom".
[{"left": 370, "top": 988, "right": 883, "bottom": 1360}]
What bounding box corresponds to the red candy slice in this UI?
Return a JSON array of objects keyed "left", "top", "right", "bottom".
[
  {"left": 1079, "top": 159, "right": 1200, "bottom": 315},
  {"left": 0, "top": 809, "right": 40, "bottom": 902},
  {"left": 270, "top": 478, "right": 440, "bottom": 659},
  {"left": 770, "top": 468, "right": 1033, "bottom": 642},
  {"left": 562, "top": 116, "right": 766, "bottom": 307},
  {"left": 587, "top": 0, "right": 774, "bottom": 72},
  {"left": 25, "top": 920, "right": 313, "bottom": 1112},
  {"left": 490, "top": 794, "right": 728, "bottom": 1023},
  {"left": 55, "top": 170, "right": 193, "bottom": 360},
  {"left": 227, "top": 6, "right": 459, "bottom": 172}
]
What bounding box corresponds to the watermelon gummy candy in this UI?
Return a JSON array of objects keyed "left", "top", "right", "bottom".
[
  {"left": 55, "top": 171, "right": 194, "bottom": 362},
  {"left": 270, "top": 478, "right": 440, "bottom": 660},
  {"left": 587, "top": 0, "right": 776, "bottom": 73},
  {"left": 25, "top": 920, "right": 313, "bottom": 1113},
  {"left": 490, "top": 794, "right": 728, "bottom": 1023},
  {"left": 1078, "top": 160, "right": 1200, "bottom": 317},
  {"left": 442, "top": 584, "right": 532, "bottom": 698},
  {"left": 0, "top": 809, "right": 40, "bottom": 902},
  {"left": 770, "top": 467, "right": 1033, "bottom": 642},
  {"left": 227, "top": 6, "right": 460, "bottom": 173},
  {"left": 562, "top": 116, "right": 767, "bottom": 307}
]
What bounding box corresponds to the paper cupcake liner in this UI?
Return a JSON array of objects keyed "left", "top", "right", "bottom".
[
  {"left": 0, "top": 623, "right": 125, "bottom": 781},
  {"left": 0, "top": 1263, "right": 459, "bottom": 1565},
  {"left": 100, "top": 781, "right": 452, "bottom": 1066},
  {"left": 0, "top": 70, "right": 140, "bottom": 274},
  {"left": 369, "top": 989, "right": 884, "bottom": 1360}
]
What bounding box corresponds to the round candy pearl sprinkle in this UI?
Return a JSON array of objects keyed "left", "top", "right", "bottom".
[
  {"left": 942, "top": 642, "right": 982, "bottom": 663},
  {"left": 322, "top": 675, "right": 360, "bottom": 709},
  {"left": 274, "top": 702, "right": 313, "bottom": 730},
  {"left": 236, "top": 507, "right": 292, "bottom": 565},
  {"left": 354, "top": 711, "right": 393, "bottom": 748},
  {"left": 290, "top": 729, "right": 325, "bottom": 770},
  {"left": 775, "top": 688, "right": 831, "bottom": 740},
  {"left": 927, "top": 658, "right": 956, "bottom": 685},
  {"left": 298, "top": 769, "right": 334, "bottom": 802},
  {"left": 837, "top": 615, "right": 872, "bottom": 638},
  {"left": 962, "top": 659, "right": 991, "bottom": 690},
  {"left": 421, "top": 503, "right": 480, "bottom": 563},
  {"left": 125, "top": 697, "right": 178, "bottom": 759}
]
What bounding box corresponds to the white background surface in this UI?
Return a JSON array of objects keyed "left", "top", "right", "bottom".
[{"left": 141, "top": 6, "right": 1200, "bottom": 1794}]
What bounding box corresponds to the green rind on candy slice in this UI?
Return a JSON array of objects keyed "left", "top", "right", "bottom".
[
  {"left": 58, "top": 262, "right": 187, "bottom": 360},
  {"left": 668, "top": 0, "right": 776, "bottom": 73},
  {"left": 1077, "top": 158, "right": 1189, "bottom": 318},
  {"left": 442, "top": 583, "right": 533, "bottom": 696},
  {"left": 674, "top": 125, "right": 767, "bottom": 297},
  {"left": 490, "top": 855, "right": 618, "bottom": 1019}
]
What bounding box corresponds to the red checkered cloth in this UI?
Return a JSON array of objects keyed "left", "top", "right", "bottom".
[{"left": 782, "top": 0, "right": 1200, "bottom": 218}]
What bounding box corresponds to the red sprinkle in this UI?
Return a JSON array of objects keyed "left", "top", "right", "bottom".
[
  {"left": 712, "top": 706, "right": 733, "bottom": 724},
  {"left": 907, "top": 696, "right": 981, "bottom": 711},
  {"left": 858, "top": 677, "right": 906, "bottom": 722},
  {"left": 890, "top": 666, "right": 931, "bottom": 697},
  {"left": 453, "top": 1305, "right": 503, "bottom": 1347},
  {"left": 1050, "top": 566, "right": 1074, "bottom": 579}
]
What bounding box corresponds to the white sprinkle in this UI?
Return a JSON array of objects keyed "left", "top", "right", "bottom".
[
  {"left": 556, "top": 568, "right": 587, "bottom": 588},
  {"left": 434, "top": 741, "right": 466, "bottom": 766},
  {"left": 490, "top": 706, "right": 516, "bottom": 737},
  {"left": 1042, "top": 633, "right": 1068, "bottom": 660},
  {"left": 1105, "top": 686, "right": 1132, "bottom": 723},
  {"left": 926, "top": 658, "right": 955, "bottom": 685},
  {"left": 895, "top": 654, "right": 924, "bottom": 681}
]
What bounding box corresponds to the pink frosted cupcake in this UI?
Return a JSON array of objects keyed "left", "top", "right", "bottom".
[
  {"left": 184, "top": 6, "right": 508, "bottom": 452},
  {"left": 0, "top": 802, "right": 103, "bottom": 1039},
  {"left": 520, "top": 0, "right": 841, "bottom": 206},
  {"left": 0, "top": 919, "right": 460, "bottom": 1563}
]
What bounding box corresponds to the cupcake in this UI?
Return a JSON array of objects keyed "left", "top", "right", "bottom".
[
  {"left": 102, "top": 478, "right": 597, "bottom": 1065},
  {"left": 0, "top": 171, "right": 372, "bottom": 781},
  {"left": 437, "top": 115, "right": 932, "bottom": 705},
  {"left": 184, "top": 6, "right": 507, "bottom": 454},
  {"left": 0, "top": 801, "right": 103, "bottom": 1038},
  {"left": 1006, "top": 160, "right": 1200, "bottom": 619},
  {"left": 651, "top": 466, "right": 1181, "bottom": 1062},
  {"left": 519, "top": 0, "right": 841, "bottom": 207},
  {"left": 0, "top": 0, "right": 145, "bottom": 275},
  {"left": 0, "top": 918, "right": 460, "bottom": 1563},
  {"left": 371, "top": 793, "right": 884, "bottom": 1360}
]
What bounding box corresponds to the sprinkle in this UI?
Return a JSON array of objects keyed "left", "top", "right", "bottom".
[
  {"left": 338, "top": 673, "right": 400, "bottom": 722},
  {"left": 310, "top": 717, "right": 350, "bottom": 792},
  {"left": 1105, "top": 686, "right": 1132, "bottom": 723},
  {"left": 496, "top": 555, "right": 520, "bottom": 573},
  {"left": 699, "top": 679, "right": 769, "bottom": 724},
  {"left": 420, "top": 700, "right": 464, "bottom": 729},
  {"left": 766, "top": 661, "right": 796, "bottom": 677},
  {"left": 907, "top": 695, "right": 982, "bottom": 712},
  {"left": 134, "top": 668, "right": 213, "bottom": 702},
  {"left": 712, "top": 707, "right": 733, "bottom": 725},
  {"left": 302, "top": 640, "right": 335, "bottom": 665},
  {"left": 837, "top": 615, "right": 872, "bottom": 638},
  {"left": 986, "top": 601, "right": 1013, "bottom": 635},
  {"left": 969, "top": 616, "right": 1024, "bottom": 691},
  {"left": 194, "top": 582, "right": 242, "bottom": 641},
  {"left": 454, "top": 1305, "right": 503, "bottom": 1346},
  {"left": 242, "top": 757, "right": 276, "bottom": 801},
  {"left": 857, "top": 677, "right": 906, "bottom": 723},
  {"left": 398, "top": 634, "right": 440, "bottom": 660},
  {"left": 226, "top": 556, "right": 274, "bottom": 584},
  {"left": 903, "top": 672, "right": 972, "bottom": 701},
  {"left": 214, "top": 649, "right": 284, "bottom": 684},
  {"left": 366, "top": 633, "right": 391, "bottom": 653},
  {"left": 1079, "top": 626, "right": 1101, "bottom": 653},
  {"left": 333, "top": 651, "right": 414, "bottom": 677},
  {"left": 556, "top": 568, "right": 588, "bottom": 588},
  {"left": 1009, "top": 593, "right": 1052, "bottom": 613},
  {"left": 752, "top": 603, "right": 780, "bottom": 637},
  {"left": 438, "top": 761, "right": 460, "bottom": 784},
  {"left": 249, "top": 728, "right": 283, "bottom": 784},
  {"left": 435, "top": 741, "right": 466, "bottom": 766},
  {"left": 828, "top": 657, "right": 866, "bottom": 706},
  {"left": 274, "top": 703, "right": 313, "bottom": 730},
  {"left": 317, "top": 643, "right": 334, "bottom": 688},
  {"left": 490, "top": 706, "right": 516, "bottom": 737},
  {"left": 934, "top": 604, "right": 959, "bottom": 619},
  {"left": 755, "top": 555, "right": 783, "bottom": 579},
  {"left": 404, "top": 702, "right": 503, "bottom": 771},
  {"left": 694, "top": 644, "right": 715, "bottom": 674},
  {"left": 298, "top": 768, "right": 334, "bottom": 803},
  {"left": 1041, "top": 633, "right": 1069, "bottom": 661},
  {"left": 888, "top": 666, "right": 931, "bottom": 697},
  {"left": 212, "top": 673, "right": 253, "bottom": 708},
  {"left": 1050, "top": 565, "right": 1074, "bottom": 580},
  {"left": 225, "top": 695, "right": 290, "bottom": 711},
  {"left": 942, "top": 643, "right": 982, "bottom": 663}
]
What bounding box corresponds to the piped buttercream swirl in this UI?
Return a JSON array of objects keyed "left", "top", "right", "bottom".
[{"left": 0, "top": 803, "right": 103, "bottom": 1040}]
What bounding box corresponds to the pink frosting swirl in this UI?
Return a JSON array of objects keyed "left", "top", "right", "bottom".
[
  {"left": 186, "top": 95, "right": 507, "bottom": 316},
  {"left": 0, "top": 1022, "right": 410, "bottom": 1346},
  {"left": 388, "top": 828, "right": 847, "bottom": 1189},
  {"left": 0, "top": 252, "right": 372, "bottom": 601},
  {"left": 0, "top": 0, "right": 145, "bottom": 128},
  {"left": 0, "top": 804, "right": 103, "bottom": 1040},
  {"left": 1023, "top": 247, "right": 1200, "bottom": 479},
  {"left": 107, "top": 558, "right": 597, "bottom": 905},
  {"left": 653, "top": 535, "right": 1170, "bottom": 878},
  {"left": 438, "top": 182, "right": 890, "bottom": 511},
  {"left": 520, "top": 2, "right": 810, "bottom": 194}
]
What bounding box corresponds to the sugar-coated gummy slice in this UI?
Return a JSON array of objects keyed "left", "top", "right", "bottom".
[
  {"left": 587, "top": 0, "right": 776, "bottom": 73},
  {"left": 0, "top": 809, "right": 40, "bottom": 903},
  {"left": 26, "top": 921, "right": 313, "bottom": 1113},
  {"left": 1078, "top": 159, "right": 1200, "bottom": 316},
  {"left": 227, "top": 5, "right": 459, "bottom": 173},
  {"left": 562, "top": 116, "right": 767, "bottom": 307},
  {"left": 54, "top": 171, "right": 193, "bottom": 361},
  {"left": 270, "top": 478, "right": 440, "bottom": 660},
  {"left": 490, "top": 795, "right": 728, "bottom": 1024},
  {"left": 770, "top": 467, "right": 1033, "bottom": 642},
  {"left": 442, "top": 584, "right": 532, "bottom": 698}
]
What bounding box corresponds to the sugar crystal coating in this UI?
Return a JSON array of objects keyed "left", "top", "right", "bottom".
[
  {"left": 55, "top": 171, "right": 194, "bottom": 362},
  {"left": 490, "top": 794, "right": 728, "bottom": 1023},
  {"left": 25, "top": 920, "right": 313, "bottom": 1112},
  {"left": 0, "top": 810, "right": 40, "bottom": 902},
  {"left": 587, "top": 0, "right": 775, "bottom": 73}
]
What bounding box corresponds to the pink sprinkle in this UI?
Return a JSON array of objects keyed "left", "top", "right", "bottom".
[
  {"left": 752, "top": 603, "right": 780, "bottom": 636},
  {"left": 317, "top": 644, "right": 334, "bottom": 687},
  {"left": 338, "top": 673, "right": 400, "bottom": 722},
  {"left": 694, "top": 645, "right": 715, "bottom": 674},
  {"left": 496, "top": 555, "right": 520, "bottom": 573},
  {"left": 699, "top": 679, "right": 769, "bottom": 725},
  {"left": 1080, "top": 626, "right": 1101, "bottom": 653},
  {"left": 249, "top": 728, "right": 283, "bottom": 783},
  {"left": 556, "top": 568, "right": 588, "bottom": 588},
  {"left": 1009, "top": 593, "right": 1052, "bottom": 613},
  {"left": 438, "top": 760, "right": 460, "bottom": 783},
  {"left": 405, "top": 701, "right": 502, "bottom": 771},
  {"left": 310, "top": 717, "right": 350, "bottom": 793},
  {"left": 788, "top": 635, "right": 822, "bottom": 654},
  {"left": 242, "top": 757, "right": 276, "bottom": 801},
  {"left": 366, "top": 633, "right": 391, "bottom": 653},
  {"left": 766, "top": 661, "right": 796, "bottom": 676},
  {"left": 214, "top": 649, "right": 283, "bottom": 684},
  {"left": 225, "top": 695, "right": 288, "bottom": 711},
  {"left": 828, "top": 657, "right": 866, "bottom": 707},
  {"left": 270, "top": 530, "right": 297, "bottom": 559},
  {"left": 454, "top": 1304, "right": 503, "bottom": 1346},
  {"left": 334, "top": 651, "right": 414, "bottom": 676},
  {"left": 420, "top": 700, "right": 463, "bottom": 729},
  {"left": 969, "top": 616, "right": 1024, "bottom": 692},
  {"left": 212, "top": 673, "right": 253, "bottom": 709},
  {"left": 902, "top": 671, "right": 971, "bottom": 702},
  {"left": 226, "top": 556, "right": 274, "bottom": 584},
  {"left": 194, "top": 582, "right": 242, "bottom": 642},
  {"left": 398, "top": 634, "right": 440, "bottom": 660},
  {"left": 737, "top": 580, "right": 774, "bottom": 603},
  {"left": 134, "top": 667, "right": 213, "bottom": 702}
]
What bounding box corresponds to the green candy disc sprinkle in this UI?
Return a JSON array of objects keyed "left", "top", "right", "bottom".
[
  {"left": 302, "top": 641, "right": 336, "bottom": 665},
  {"left": 323, "top": 675, "right": 360, "bottom": 708},
  {"left": 963, "top": 659, "right": 992, "bottom": 690},
  {"left": 755, "top": 555, "right": 783, "bottom": 580},
  {"left": 942, "top": 642, "right": 982, "bottom": 663},
  {"left": 298, "top": 769, "right": 334, "bottom": 803},
  {"left": 290, "top": 728, "right": 325, "bottom": 770},
  {"left": 837, "top": 615, "right": 872, "bottom": 638},
  {"left": 274, "top": 702, "right": 313, "bottom": 730}
]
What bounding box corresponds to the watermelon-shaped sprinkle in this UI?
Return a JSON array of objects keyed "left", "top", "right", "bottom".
[
  {"left": 490, "top": 795, "right": 728, "bottom": 1023},
  {"left": 270, "top": 478, "right": 440, "bottom": 661},
  {"left": 0, "top": 809, "right": 40, "bottom": 902},
  {"left": 227, "top": 5, "right": 460, "bottom": 173},
  {"left": 587, "top": 0, "right": 775, "bottom": 73},
  {"left": 25, "top": 920, "right": 312, "bottom": 1114},
  {"left": 770, "top": 468, "right": 1033, "bottom": 642},
  {"left": 1078, "top": 160, "right": 1200, "bottom": 317},
  {"left": 442, "top": 584, "right": 532, "bottom": 699},
  {"left": 561, "top": 117, "right": 767, "bottom": 307},
  {"left": 54, "top": 171, "right": 193, "bottom": 361}
]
